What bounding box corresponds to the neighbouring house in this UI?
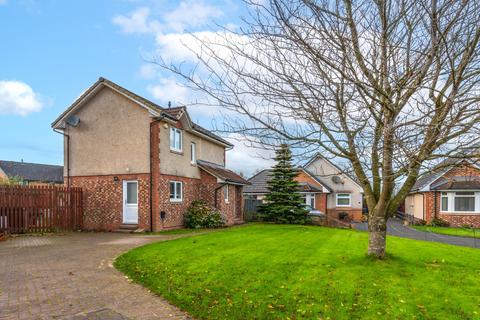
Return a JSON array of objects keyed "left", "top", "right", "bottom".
[
  {"left": 0, "top": 160, "right": 63, "bottom": 185},
  {"left": 244, "top": 154, "right": 364, "bottom": 222},
  {"left": 51, "top": 77, "right": 249, "bottom": 232},
  {"left": 406, "top": 159, "right": 480, "bottom": 227},
  {"left": 244, "top": 168, "right": 331, "bottom": 215}
]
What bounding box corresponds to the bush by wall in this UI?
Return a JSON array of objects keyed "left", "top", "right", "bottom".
[{"left": 184, "top": 200, "right": 225, "bottom": 229}]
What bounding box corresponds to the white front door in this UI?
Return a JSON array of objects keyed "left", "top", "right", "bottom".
[{"left": 123, "top": 180, "right": 138, "bottom": 224}]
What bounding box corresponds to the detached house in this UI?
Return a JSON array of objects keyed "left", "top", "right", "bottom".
[
  {"left": 244, "top": 154, "right": 364, "bottom": 222},
  {"left": 406, "top": 159, "right": 480, "bottom": 227},
  {"left": 52, "top": 77, "right": 248, "bottom": 232}
]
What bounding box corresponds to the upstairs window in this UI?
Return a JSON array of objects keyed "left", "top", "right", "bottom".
[
  {"left": 190, "top": 142, "right": 196, "bottom": 164},
  {"left": 170, "top": 127, "right": 182, "bottom": 152},
  {"left": 336, "top": 193, "right": 351, "bottom": 207}
]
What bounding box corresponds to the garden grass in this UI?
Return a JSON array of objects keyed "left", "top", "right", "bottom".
[
  {"left": 412, "top": 225, "right": 480, "bottom": 238},
  {"left": 115, "top": 224, "right": 480, "bottom": 319}
]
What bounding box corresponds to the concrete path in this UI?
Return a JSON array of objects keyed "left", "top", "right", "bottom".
[
  {"left": 0, "top": 232, "right": 192, "bottom": 320},
  {"left": 353, "top": 218, "right": 480, "bottom": 249}
]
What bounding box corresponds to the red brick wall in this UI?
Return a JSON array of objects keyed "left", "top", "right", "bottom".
[
  {"left": 151, "top": 171, "right": 244, "bottom": 231},
  {"left": 327, "top": 208, "right": 362, "bottom": 222},
  {"left": 294, "top": 170, "right": 328, "bottom": 215},
  {"left": 443, "top": 162, "right": 480, "bottom": 179},
  {"left": 69, "top": 174, "right": 150, "bottom": 231}
]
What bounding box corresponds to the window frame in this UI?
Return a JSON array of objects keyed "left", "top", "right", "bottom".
[
  {"left": 440, "top": 191, "right": 479, "bottom": 213},
  {"left": 169, "top": 181, "right": 183, "bottom": 202},
  {"left": 169, "top": 127, "right": 183, "bottom": 152},
  {"left": 224, "top": 184, "right": 229, "bottom": 203},
  {"left": 303, "top": 193, "right": 315, "bottom": 209},
  {"left": 190, "top": 142, "right": 196, "bottom": 164},
  {"left": 336, "top": 193, "right": 351, "bottom": 207}
]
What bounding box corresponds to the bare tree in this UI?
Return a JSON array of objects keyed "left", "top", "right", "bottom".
[{"left": 157, "top": 0, "right": 480, "bottom": 258}]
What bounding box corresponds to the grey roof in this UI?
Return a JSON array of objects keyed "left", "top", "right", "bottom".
[
  {"left": 197, "top": 160, "right": 250, "bottom": 185},
  {"left": 244, "top": 168, "right": 331, "bottom": 194},
  {"left": 0, "top": 160, "right": 63, "bottom": 183},
  {"left": 244, "top": 169, "right": 272, "bottom": 194},
  {"left": 52, "top": 77, "right": 232, "bottom": 148},
  {"left": 411, "top": 157, "right": 468, "bottom": 192}
]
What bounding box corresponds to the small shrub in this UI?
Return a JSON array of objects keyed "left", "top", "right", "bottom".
[
  {"left": 430, "top": 218, "right": 450, "bottom": 227},
  {"left": 184, "top": 200, "right": 225, "bottom": 229}
]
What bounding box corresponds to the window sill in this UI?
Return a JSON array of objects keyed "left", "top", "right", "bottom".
[
  {"left": 440, "top": 211, "right": 480, "bottom": 215},
  {"left": 170, "top": 149, "right": 184, "bottom": 155},
  {"left": 336, "top": 205, "right": 352, "bottom": 207},
  {"left": 170, "top": 199, "right": 183, "bottom": 203}
]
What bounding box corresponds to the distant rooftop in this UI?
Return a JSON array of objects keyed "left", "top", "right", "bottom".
[{"left": 0, "top": 160, "right": 63, "bottom": 184}]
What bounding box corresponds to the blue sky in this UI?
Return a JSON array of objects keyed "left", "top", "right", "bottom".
[{"left": 0, "top": 0, "right": 274, "bottom": 176}]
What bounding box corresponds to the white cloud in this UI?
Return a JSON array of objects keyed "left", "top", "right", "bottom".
[
  {"left": 164, "top": 0, "right": 223, "bottom": 32},
  {"left": 138, "top": 63, "right": 158, "bottom": 79},
  {"left": 0, "top": 80, "right": 43, "bottom": 116},
  {"left": 112, "top": 7, "right": 160, "bottom": 34},
  {"left": 147, "top": 77, "right": 189, "bottom": 105},
  {"left": 225, "top": 134, "right": 275, "bottom": 177}
]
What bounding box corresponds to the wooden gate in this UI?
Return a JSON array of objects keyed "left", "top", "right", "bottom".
[{"left": 0, "top": 185, "right": 83, "bottom": 234}]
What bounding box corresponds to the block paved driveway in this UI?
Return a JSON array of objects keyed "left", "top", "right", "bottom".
[{"left": 0, "top": 232, "right": 192, "bottom": 320}]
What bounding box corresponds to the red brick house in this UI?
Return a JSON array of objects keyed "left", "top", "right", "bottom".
[
  {"left": 406, "top": 160, "right": 480, "bottom": 227},
  {"left": 51, "top": 77, "right": 249, "bottom": 232}
]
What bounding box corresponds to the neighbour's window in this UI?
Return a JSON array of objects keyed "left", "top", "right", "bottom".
[
  {"left": 170, "top": 127, "right": 182, "bottom": 152},
  {"left": 440, "top": 191, "right": 478, "bottom": 212},
  {"left": 441, "top": 192, "right": 448, "bottom": 211},
  {"left": 190, "top": 142, "right": 196, "bottom": 164},
  {"left": 336, "top": 193, "right": 351, "bottom": 206},
  {"left": 304, "top": 193, "right": 315, "bottom": 209},
  {"left": 169, "top": 181, "right": 183, "bottom": 202},
  {"left": 454, "top": 192, "right": 475, "bottom": 212},
  {"left": 224, "top": 185, "right": 229, "bottom": 202}
]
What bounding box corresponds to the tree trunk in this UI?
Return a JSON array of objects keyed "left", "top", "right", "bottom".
[{"left": 368, "top": 210, "right": 387, "bottom": 259}]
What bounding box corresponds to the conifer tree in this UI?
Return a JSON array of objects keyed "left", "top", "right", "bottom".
[{"left": 259, "top": 144, "right": 308, "bottom": 224}]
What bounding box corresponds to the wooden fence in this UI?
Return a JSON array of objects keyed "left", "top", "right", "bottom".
[{"left": 0, "top": 185, "right": 83, "bottom": 234}]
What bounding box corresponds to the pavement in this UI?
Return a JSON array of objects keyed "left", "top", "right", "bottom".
[
  {"left": 353, "top": 218, "right": 480, "bottom": 249},
  {"left": 0, "top": 232, "right": 192, "bottom": 320}
]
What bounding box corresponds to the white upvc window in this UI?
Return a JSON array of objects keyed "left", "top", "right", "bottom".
[
  {"left": 169, "top": 181, "right": 183, "bottom": 202},
  {"left": 190, "top": 142, "right": 196, "bottom": 164},
  {"left": 224, "top": 185, "right": 229, "bottom": 203},
  {"left": 304, "top": 193, "right": 315, "bottom": 209},
  {"left": 170, "top": 127, "right": 182, "bottom": 152},
  {"left": 441, "top": 191, "right": 480, "bottom": 213},
  {"left": 336, "top": 193, "right": 351, "bottom": 207}
]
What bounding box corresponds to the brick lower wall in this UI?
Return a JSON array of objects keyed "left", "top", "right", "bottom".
[
  {"left": 69, "top": 174, "right": 151, "bottom": 231},
  {"left": 438, "top": 214, "right": 480, "bottom": 227},
  {"left": 327, "top": 208, "right": 362, "bottom": 222},
  {"left": 151, "top": 170, "right": 244, "bottom": 231}
]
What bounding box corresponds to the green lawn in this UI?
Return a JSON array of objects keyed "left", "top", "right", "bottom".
[
  {"left": 412, "top": 225, "right": 480, "bottom": 238},
  {"left": 115, "top": 224, "right": 480, "bottom": 319}
]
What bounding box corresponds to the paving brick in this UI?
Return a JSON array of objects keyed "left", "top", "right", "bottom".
[{"left": 0, "top": 233, "right": 191, "bottom": 320}]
